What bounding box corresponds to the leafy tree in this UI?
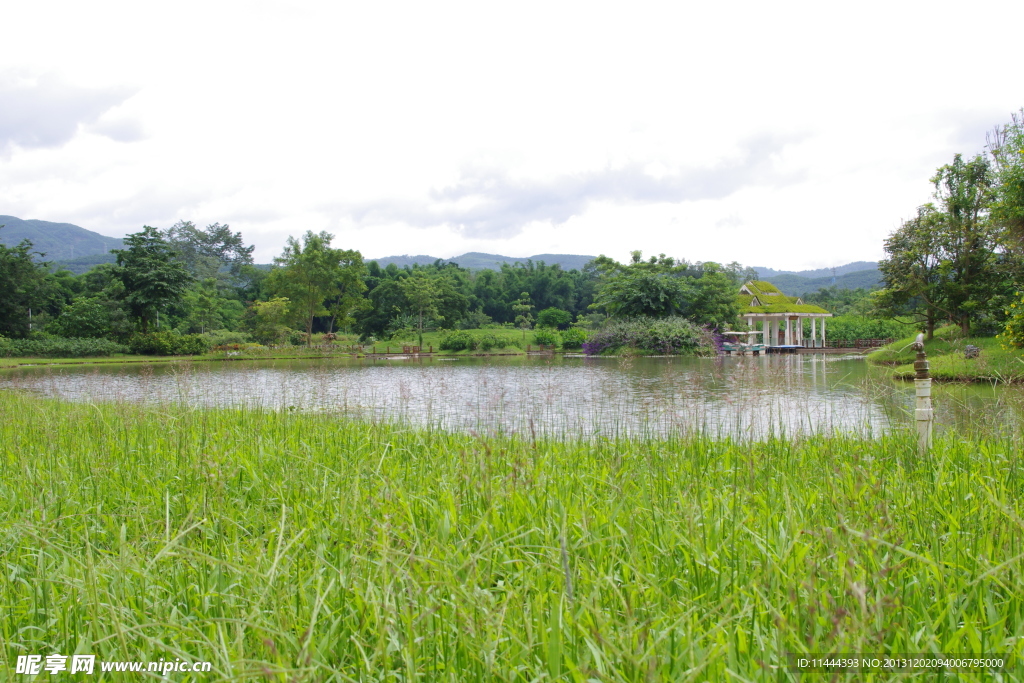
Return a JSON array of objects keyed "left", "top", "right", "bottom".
[
  {"left": 930, "top": 154, "right": 1012, "bottom": 334},
  {"left": 111, "top": 226, "right": 195, "bottom": 333},
  {"left": 268, "top": 231, "right": 366, "bottom": 345},
  {"left": 683, "top": 264, "right": 740, "bottom": 328},
  {"left": 182, "top": 278, "right": 223, "bottom": 334},
  {"left": 164, "top": 220, "right": 255, "bottom": 279},
  {"left": 879, "top": 155, "right": 1021, "bottom": 336},
  {"left": 536, "top": 307, "right": 572, "bottom": 329},
  {"left": 988, "top": 109, "right": 1024, "bottom": 250},
  {"left": 47, "top": 295, "right": 131, "bottom": 339},
  {"left": 592, "top": 252, "right": 690, "bottom": 318},
  {"left": 250, "top": 297, "right": 292, "bottom": 345},
  {"left": 594, "top": 269, "right": 687, "bottom": 318},
  {"left": 324, "top": 249, "right": 369, "bottom": 333},
  {"left": 0, "top": 229, "right": 53, "bottom": 338},
  {"left": 399, "top": 272, "right": 442, "bottom": 346},
  {"left": 355, "top": 278, "right": 407, "bottom": 340},
  {"left": 877, "top": 205, "right": 947, "bottom": 338}
]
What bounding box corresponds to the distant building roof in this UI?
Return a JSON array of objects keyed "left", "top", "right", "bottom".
[{"left": 737, "top": 281, "right": 830, "bottom": 315}]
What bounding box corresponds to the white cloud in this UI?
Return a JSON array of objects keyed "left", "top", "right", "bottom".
[{"left": 0, "top": 0, "right": 1021, "bottom": 269}]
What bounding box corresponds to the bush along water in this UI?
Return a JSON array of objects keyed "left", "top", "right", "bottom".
[
  {"left": 560, "top": 327, "right": 589, "bottom": 349},
  {"left": 532, "top": 328, "right": 560, "bottom": 347},
  {"left": 438, "top": 330, "right": 519, "bottom": 352},
  {"left": 0, "top": 336, "right": 129, "bottom": 358},
  {"left": 128, "top": 331, "right": 211, "bottom": 356},
  {"left": 582, "top": 316, "right": 718, "bottom": 356}
]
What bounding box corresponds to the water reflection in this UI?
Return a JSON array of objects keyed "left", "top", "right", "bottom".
[{"left": 2, "top": 354, "right": 1021, "bottom": 439}]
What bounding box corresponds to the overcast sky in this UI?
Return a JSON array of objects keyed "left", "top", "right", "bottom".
[{"left": 1, "top": 1, "right": 1021, "bottom": 270}]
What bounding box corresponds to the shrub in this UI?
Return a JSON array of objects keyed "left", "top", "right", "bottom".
[
  {"left": 582, "top": 317, "right": 715, "bottom": 356},
  {"left": 129, "top": 331, "right": 211, "bottom": 356},
  {"left": 439, "top": 330, "right": 478, "bottom": 352},
  {"left": 532, "top": 328, "right": 560, "bottom": 346},
  {"left": 458, "top": 310, "right": 493, "bottom": 329},
  {"left": 0, "top": 337, "right": 129, "bottom": 358},
  {"left": 560, "top": 327, "right": 589, "bottom": 349},
  {"left": 203, "top": 329, "right": 251, "bottom": 347},
  {"left": 1000, "top": 291, "right": 1024, "bottom": 349},
  {"left": 477, "top": 334, "right": 519, "bottom": 351}
]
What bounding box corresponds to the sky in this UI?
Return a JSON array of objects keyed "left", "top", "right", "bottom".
[{"left": 1, "top": 1, "right": 1021, "bottom": 270}]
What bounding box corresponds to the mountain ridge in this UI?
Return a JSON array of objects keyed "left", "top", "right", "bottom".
[
  {"left": 0, "top": 215, "right": 123, "bottom": 265},
  {"left": 0, "top": 214, "right": 882, "bottom": 291}
]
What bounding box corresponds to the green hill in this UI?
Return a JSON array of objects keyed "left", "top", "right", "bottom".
[
  {"left": 769, "top": 268, "right": 882, "bottom": 296},
  {"left": 0, "top": 215, "right": 123, "bottom": 265}
]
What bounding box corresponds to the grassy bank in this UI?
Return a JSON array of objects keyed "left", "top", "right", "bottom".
[
  {"left": 1, "top": 393, "right": 1022, "bottom": 680},
  {"left": 868, "top": 327, "right": 1024, "bottom": 383}
]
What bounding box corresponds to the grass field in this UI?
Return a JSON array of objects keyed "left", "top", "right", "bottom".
[
  {"left": 2, "top": 391, "right": 1023, "bottom": 680},
  {"left": 868, "top": 327, "right": 1024, "bottom": 383}
]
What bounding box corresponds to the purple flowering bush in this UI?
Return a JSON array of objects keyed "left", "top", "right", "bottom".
[{"left": 581, "top": 317, "right": 717, "bottom": 356}]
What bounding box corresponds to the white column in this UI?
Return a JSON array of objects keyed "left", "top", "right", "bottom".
[
  {"left": 821, "top": 318, "right": 826, "bottom": 347},
  {"left": 785, "top": 318, "right": 792, "bottom": 345},
  {"left": 811, "top": 318, "right": 817, "bottom": 347}
]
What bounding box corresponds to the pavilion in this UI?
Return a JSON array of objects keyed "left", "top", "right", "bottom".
[{"left": 736, "top": 281, "right": 832, "bottom": 348}]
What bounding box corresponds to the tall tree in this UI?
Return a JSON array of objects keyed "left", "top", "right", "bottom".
[
  {"left": 164, "top": 220, "right": 255, "bottom": 279},
  {"left": 0, "top": 228, "right": 53, "bottom": 338},
  {"left": 877, "top": 204, "right": 947, "bottom": 339},
  {"left": 112, "top": 226, "right": 194, "bottom": 333},
  {"left": 324, "top": 249, "right": 369, "bottom": 333},
  {"left": 399, "top": 272, "right": 442, "bottom": 347},
  {"left": 268, "top": 231, "right": 366, "bottom": 345},
  {"left": 988, "top": 109, "right": 1024, "bottom": 250},
  {"left": 684, "top": 263, "right": 740, "bottom": 328},
  {"left": 878, "top": 155, "right": 1019, "bottom": 336},
  {"left": 930, "top": 154, "right": 1007, "bottom": 334}
]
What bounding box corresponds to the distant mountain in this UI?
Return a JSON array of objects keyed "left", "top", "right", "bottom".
[
  {"left": 752, "top": 261, "right": 878, "bottom": 280},
  {"left": 768, "top": 269, "right": 883, "bottom": 296},
  {"left": 370, "top": 252, "right": 598, "bottom": 271},
  {"left": 0, "top": 215, "right": 123, "bottom": 269}
]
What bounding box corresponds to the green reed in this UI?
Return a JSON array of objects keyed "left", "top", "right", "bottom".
[{"left": 1, "top": 391, "right": 1022, "bottom": 681}]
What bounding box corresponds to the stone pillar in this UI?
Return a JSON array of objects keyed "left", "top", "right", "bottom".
[
  {"left": 821, "top": 318, "right": 826, "bottom": 347},
  {"left": 810, "top": 318, "right": 817, "bottom": 347}
]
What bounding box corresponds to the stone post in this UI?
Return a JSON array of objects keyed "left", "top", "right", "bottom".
[{"left": 912, "top": 334, "right": 932, "bottom": 454}]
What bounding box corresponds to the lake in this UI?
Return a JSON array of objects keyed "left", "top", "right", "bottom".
[{"left": 2, "top": 354, "right": 1020, "bottom": 439}]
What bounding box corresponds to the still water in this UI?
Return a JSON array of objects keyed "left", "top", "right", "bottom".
[{"left": 2, "top": 354, "right": 1020, "bottom": 439}]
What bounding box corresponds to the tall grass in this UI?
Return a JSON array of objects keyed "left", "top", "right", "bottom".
[{"left": 1, "top": 391, "right": 1023, "bottom": 680}]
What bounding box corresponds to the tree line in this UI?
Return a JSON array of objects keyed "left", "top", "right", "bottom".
[{"left": 0, "top": 219, "right": 757, "bottom": 351}]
